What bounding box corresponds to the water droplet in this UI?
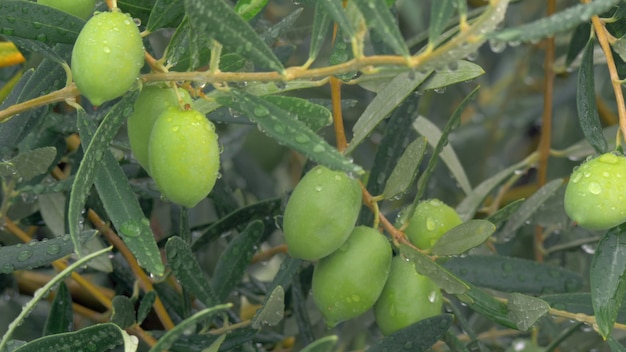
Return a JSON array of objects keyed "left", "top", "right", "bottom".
[
  {"left": 489, "top": 39, "right": 506, "bottom": 53},
  {"left": 1, "top": 263, "right": 14, "bottom": 274},
  {"left": 599, "top": 153, "right": 619, "bottom": 164},
  {"left": 313, "top": 144, "right": 324, "bottom": 152},
  {"left": 17, "top": 250, "right": 33, "bottom": 262},
  {"left": 1, "top": 27, "right": 15, "bottom": 35},
  {"left": 588, "top": 182, "right": 602, "bottom": 195},
  {"left": 294, "top": 135, "right": 310, "bottom": 143},
  {"left": 314, "top": 185, "right": 322, "bottom": 192},
  {"left": 120, "top": 221, "right": 141, "bottom": 237},
  {"left": 502, "top": 262, "right": 513, "bottom": 273},
  {"left": 172, "top": 125, "right": 179, "bottom": 132},
  {"left": 253, "top": 106, "right": 269, "bottom": 117},
  {"left": 571, "top": 172, "right": 582, "bottom": 183},
  {"left": 103, "top": 46, "right": 111, "bottom": 54},
  {"left": 426, "top": 217, "right": 436, "bottom": 231},
  {"left": 46, "top": 244, "right": 61, "bottom": 256}
]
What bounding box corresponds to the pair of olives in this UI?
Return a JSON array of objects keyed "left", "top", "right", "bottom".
[{"left": 283, "top": 166, "right": 450, "bottom": 333}]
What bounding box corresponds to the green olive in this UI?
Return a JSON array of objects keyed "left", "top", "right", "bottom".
[
  {"left": 37, "top": 0, "right": 96, "bottom": 20},
  {"left": 148, "top": 108, "right": 220, "bottom": 208},
  {"left": 127, "top": 85, "right": 191, "bottom": 171},
  {"left": 405, "top": 199, "right": 462, "bottom": 250},
  {"left": 564, "top": 152, "right": 626, "bottom": 230},
  {"left": 71, "top": 10, "right": 144, "bottom": 106},
  {"left": 312, "top": 226, "right": 392, "bottom": 327},
  {"left": 374, "top": 256, "right": 443, "bottom": 335},
  {"left": 282, "top": 165, "right": 362, "bottom": 260}
]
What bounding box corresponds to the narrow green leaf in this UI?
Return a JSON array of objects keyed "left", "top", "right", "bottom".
[
  {"left": 459, "top": 284, "right": 518, "bottom": 329},
  {"left": 301, "top": 336, "right": 338, "bottom": 352},
  {"left": 441, "top": 255, "right": 583, "bottom": 294},
  {"left": 367, "top": 315, "right": 453, "bottom": 352},
  {"left": 507, "top": 293, "right": 550, "bottom": 331},
  {"left": 353, "top": 0, "right": 409, "bottom": 57},
  {"left": 456, "top": 156, "right": 534, "bottom": 221},
  {"left": 165, "top": 16, "right": 211, "bottom": 71},
  {"left": 429, "top": 0, "right": 456, "bottom": 48},
  {"left": 609, "top": 336, "right": 626, "bottom": 352},
  {"left": 0, "top": 232, "right": 95, "bottom": 274},
  {"left": 111, "top": 296, "right": 136, "bottom": 329},
  {"left": 381, "top": 136, "right": 428, "bottom": 199},
  {"left": 486, "top": 199, "right": 525, "bottom": 229},
  {"left": 218, "top": 91, "right": 364, "bottom": 175},
  {"left": 251, "top": 286, "right": 285, "bottom": 329},
  {"left": 308, "top": 1, "right": 333, "bottom": 62},
  {"left": 6, "top": 37, "right": 67, "bottom": 66},
  {"left": 319, "top": 0, "right": 355, "bottom": 38},
  {"left": 69, "top": 95, "right": 137, "bottom": 258},
  {"left": 211, "top": 220, "right": 265, "bottom": 301},
  {"left": 266, "top": 257, "right": 302, "bottom": 295},
  {"left": 148, "top": 304, "right": 232, "bottom": 352},
  {"left": 489, "top": 0, "right": 620, "bottom": 43},
  {"left": 329, "top": 27, "right": 356, "bottom": 81},
  {"left": 262, "top": 96, "right": 333, "bottom": 131},
  {"left": 0, "top": 1, "right": 84, "bottom": 44},
  {"left": 191, "top": 198, "right": 281, "bottom": 251},
  {"left": 261, "top": 8, "right": 303, "bottom": 45},
  {"left": 399, "top": 244, "right": 469, "bottom": 295},
  {"left": 577, "top": 38, "right": 608, "bottom": 154},
  {"left": 146, "top": 0, "right": 185, "bottom": 31},
  {"left": 347, "top": 69, "right": 433, "bottom": 153},
  {"left": 591, "top": 225, "right": 626, "bottom": 338},
  {"left": 203, "top": 334, "right": 226, "bottom": 352},
  {"left": 137, "top": 291, "right": 157, "bottom": 325},
  {"left": 0, "top": 247, "right": 113, "bottom": 351},
  {"left": 418, "top": 61, "right": 485, "bottom": 92},
  {"left": 76, "top": 100, "right": 165, "bottom": 277},
  {"left": 42, "top": 282, "right": 72, "bottom": 336},
  {"left": 184, "top": 0, "right": 285, "bottom": 73},
  {"left": 413, "top": 85, "right": 479, "bottom": 198},
  {"left": 234, "top": 0, "right": 269, "bottom": 21},
  {"left": 118, "top": 0, "right": 155, "bottom": 25},
  {"left": 2, "top": 147, "right": 56, "bottom": 182},
  {"left": 38, "top": 192, "right": 66, "bottom": 237},
  {"left": 165, "top": 236, "right": 220, "bottom": 308},
  {"left": 431, "top": 220, "right": 495, "bottom": 256},
  {"left": 566, "top": 23, "right": 591, "bottom": 67},
  {"left": 14, "top": 323, "right": 136, "bottom": 352},
  {"left": 497, "top": 179, "right": 563, "bottom": 242}
]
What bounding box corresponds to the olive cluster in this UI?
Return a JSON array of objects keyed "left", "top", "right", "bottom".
[
  {"left": 283, "top": 166, "right": 461, "bottom": 334},
  {"left": 71, "top": 10, "right": 220, "bottom": 208}
]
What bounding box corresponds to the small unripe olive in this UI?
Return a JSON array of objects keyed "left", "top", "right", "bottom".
[
  {"left": 405, "top": 199, "right": 462, "bottom": 250},
  {"left": 374, "top": 256, "right": 443, "bottom": 335},
  {"left": 71, "top": 10, "right": 144, "bottom": 106},
  {"left": 148, "top": 108, "right": 220, "bottom": 208},
  {"left": 564, "top": 152, "right": 626, "bottom": 230},
  {"left": 312, "top": 226, "right": 392, "bottom": 327},
  {"left": 127, "top": 85, "right": 191, "bottom": 171},
  {"left": 282, "top": 165, "right": 362, "bottom": 260},
  {"left": 37, "top": 0, "right": 96, "bottom": 19}
]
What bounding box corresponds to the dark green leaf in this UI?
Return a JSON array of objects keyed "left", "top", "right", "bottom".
[
  {"left": 137, "top": 291, "right": 157, "bottom": 325},
  {"left": 367, "top": 315, "right": 453, "bottom": 352},
  {"left": 399, "top": 244, "right": 469, "bottom": 295},
  {"left": 542, "top": 293, "right": 626, "bottom": 324},
  {"left": 165, "top": 16, "right": 211, "bottom": 71},
  {"left": 577, "top": 38, "right": 608, "bottom": 154},
  {"left": 118, "top": 0, "right": 155, "bottom": 25},
  {"left": 146, "top": 0, "right": 185, "bottom": 31},
  {"left": 608, "top": 336, "right": 626, "bottom": 352},
  {"left": 301, "top": 336, "right": 338, "bottom": 352},
  {"left": 251, "top": 286, "right": 285, "bottom": 329},
  {"left": 308, "top": 1, "right": 333, "bottom": 62},
  {"left": 442, "top": 255, "right": 583, "bottom": 294},
  {"left": 14, "top": 323, "right": 131, "bottom": 352},
  {"left": 497, "top": 179, "right": 563, "bottom": 242},
  {"left": 566, "top": 23, "right": 591, "bottom": 67},
  {"left": 218, "top": 91, "right": 363, "bottom": 174},
  {"left": 42, "top": 282, "right": 72, "bottom": 336},
  {"left": 234, "top": 0, "right": 269, "bottom": 21},
  {"left": 507, "top": 293, "right": 550, "bottom": 331},
  {"left": 0, "top": 1, "right": 84, "bottom": 44},
  {"left": 166, "top": 236, "right": 220, "bottom": 307},
  {"left": 76, "top": 102, "right": 165, "bottom": 277},
  {"left": 261, "top": 8, "right": 303, "bottom": 45},
  {"left": 489, "top": 0, "right": 620, "bottom": 43},
  {"left": 459, "top": 283, "right": 518, "bottom": 329},
  {"left": 381, "top": 136, "right": 427, "bottom": 200},
  {"left": 418, "top": 61, "right": 485, "bottom": 92},
  {"left": 486, "top": 199, "right": 525, "bottom": 229},
  {"left": 191, "top": 198, "right": 281, "bottom": 251},
  {"left": 0, "top": 232, "right": 95, "bottom": 274},
  {"left": 318, "top": 0, "right": 355, "bottom": 38},
  {"left": 184, "top": 0, "right": 285, "bottom": 73},
  {"left": 431, "top": 220, "right": 495, "bottom": 256},
  {"left": 429, "top": 0, "right": 456, "bottom": 48},
  {"left": 211, "top": 220, "right": 265, "bottom": 301},
  {"left": 353, "top": 0, "right": 409, "bottom": 57},
  {"left": 591, "top": 225, "right": 626, "bottom": 338},
  {"left": 111, "top": 296, "right": 136, "bottom": 329},
  {"left": 262, "top": 96, "right": 332, "bottom": 131}
]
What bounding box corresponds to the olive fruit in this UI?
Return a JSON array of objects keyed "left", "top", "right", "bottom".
[
  {"left": 148, "top": 108, "right": 220, "bottom": 208},
  {"left": 374, "top": 256, "right": 443, "bottom": 335},
  {"left": 282, "top": 165, "right": 361, "bottom": 260},
  {"left": 405, "top": 199, "right": 462, "bottom": 250},
  {"left": 312, "top": 226, "right": 392, "bottom": 327},
  {"left": 564, "top": 152, "right": 626, "bottom": 230},
  {"left": 71, "top": 10, "right": 144, "bottom": 106},
  {"left": 37, "top": 0, "right": 96, "bottom": 19},
  {"left": 127, "top": 86, "right": 191, "bottom": 171}
]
